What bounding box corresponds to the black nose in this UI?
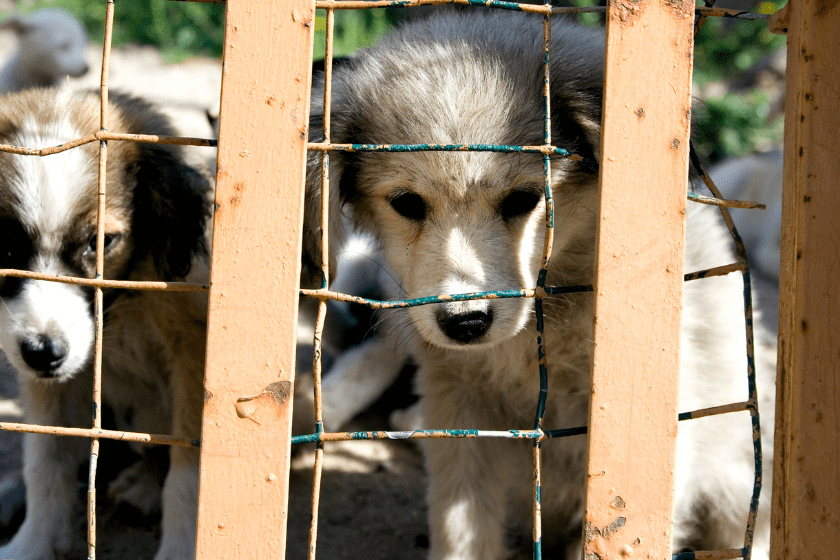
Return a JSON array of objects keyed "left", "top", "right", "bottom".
[
  {"left": 438, "top": 309, "right": 493, "bottom": 343},
  {"left": 20, "top": 335, "right": 68, "bottom": 373}
]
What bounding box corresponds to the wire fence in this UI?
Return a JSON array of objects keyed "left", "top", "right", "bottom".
[{"left": 0, "top": 0, "right": 773, "bottom": 558}]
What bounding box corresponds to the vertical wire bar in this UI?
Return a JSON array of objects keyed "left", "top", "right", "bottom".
[
  {"left": 532, "top": 10, "right": 553, "bottom": 560},
  {"left": 688, "top": 146, "right": 761, "bottom": 560},
  {"left": 307, "top": 7, "right": 335, "bottom": 560},
  {"left": 87, "top": 2, "right": 115, "bottom": 557}
]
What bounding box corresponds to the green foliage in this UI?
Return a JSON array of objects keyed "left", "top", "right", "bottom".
[
  {"left": 692, "top": 2, "right": 787, "bottom": 162},
  {"left": 693, "top": 3, "right": 786, "bottom": 86},
  {"left": 693, "top": 91, "right": 785, "bottom": 162},
  {"left": 312, "top": 9, "right": 393, "bottom": 61},
  {"left": 15, "top": 0, "right": 225, "bottom": 62}
]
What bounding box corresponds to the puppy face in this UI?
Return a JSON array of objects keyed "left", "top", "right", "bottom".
[
  {"left": 352, "top": 151, "right": 563, "bottom": 349},
  {"left": 320, "top": 14, "right": 603, "bottom": 350},
  {"left": 0, "top": 89, "right": 208, "bottom": 382}
]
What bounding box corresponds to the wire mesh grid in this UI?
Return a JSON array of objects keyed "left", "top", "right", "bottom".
[
  {"left": 0, "top": 0, "right": 772, "bottom": 558},
  {"left": 298, "top": 2, "right": 768, "bottom": 560}
]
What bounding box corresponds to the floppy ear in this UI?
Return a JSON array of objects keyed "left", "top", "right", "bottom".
[
  {"left": 301, "top": 107, "right": 347, "bottom": 289},
  {"left": 549, "top": 32, "right": 605, "bottom": 165},
  {"left": 0, "top": 15, "right": 31, "bottom": 35},
  {"left": 131, "top": 144, "right": 211, "bottom": 280},
  {"left": 551, "top": 85, "right": 603, "bottom": 165}
]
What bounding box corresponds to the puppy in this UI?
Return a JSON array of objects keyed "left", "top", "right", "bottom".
[
  {"left": 306, "top": 11, "right": 776, "bottom": 559},
  {"left": 0, "top": 9, "right": 90, "bottom": 94},
  {"left": 0, "top": 88, "right": 209, "bottom": 560}
]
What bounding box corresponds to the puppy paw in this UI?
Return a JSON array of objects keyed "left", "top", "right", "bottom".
[
  {"left": 0, "top": 518, "right": 65, "bottom": 560},
  {"left": 389, "top": 402, "right": 424, "bottom": 432},
  {"left": 107, "top": 459, "right": 164, "bottom": 520}
]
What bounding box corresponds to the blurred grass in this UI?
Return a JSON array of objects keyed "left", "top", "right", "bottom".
[
  {"left": 15, "top": 0, "right": 225, "bottom": 62},
  {"left": 12, "top": 1, "right": 392, "bottom": 63},
  {"left": 9, "top": 0, "right": 786, "bottom": 161}
]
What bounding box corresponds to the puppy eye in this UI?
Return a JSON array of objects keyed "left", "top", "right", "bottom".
[
  {"left": 500, "top": 190, "right": 542, "bottom": 221},
  {"left": 388, "top": 191, "right": 426, "bottom": 222},
  {"left": 86, "top": 233, "right": 119, "bottom": 254},
  {"left": 0, "top": 220, "right": 31, "bottom": 268}
]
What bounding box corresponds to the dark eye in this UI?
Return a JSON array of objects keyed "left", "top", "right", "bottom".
[
  {"left": 86, "top": 233, "right": 118, "bottom": 255},
  {"left": 500, "top": 190, "right": 542, "bottom": 221},
  {"left": 388, "top": 191, "right": 426, "bottom": 222},
  {"left": 0, "top": 219, "right": 32, "bottom": 269}
]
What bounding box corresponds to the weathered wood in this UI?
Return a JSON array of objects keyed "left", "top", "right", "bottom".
[
  {"left": 583, "top": 0, "right": 694, "bottom": 558},
  {"left": 195, "top": 0, "right": 315, "bottom": 557},
  {"left": 771, "top": 1, "right": 840, "bottom": 557}
]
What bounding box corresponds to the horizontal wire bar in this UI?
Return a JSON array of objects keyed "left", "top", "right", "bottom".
[
  {"left": 672, "top": 548, "right": 746, "bottom": 560},
  {"left": 688, "top": 192, "right": 766, "bottom": 209},
  {"left": 0, "top": 269, "right": 209, "bottom": 292},
  {"left": 0, "top": 421, "right": 200, "bottom": 448},
  {"left": 0, "top": 131, "right": 216, "bottom": 157},
  {"left": 312, "top": 0, "right": 771, "bottom": 22},
  {"left": 300, "top": 263, "right": 741, "bottom": 307},
  {"left": 291, "top": 400, "right": 754, "bottom": 445},
  {"left": 677, "top": 401, "right": 750, "bottom": 421},
  {"left": 307, "top": 142, "right": 571, "bottom": 156}
]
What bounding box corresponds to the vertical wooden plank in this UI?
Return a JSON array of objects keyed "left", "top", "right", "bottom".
[
  {"left": 195, "top": 0, "right": 314, "bottom": 558},
  {"left": 583, "top": 0, "right": 693, "bottom": 558},
  {"left": 771, "top": 1, "right": 840, "bottom": 558}
]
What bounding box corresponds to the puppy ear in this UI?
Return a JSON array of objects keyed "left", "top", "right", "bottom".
[
  {"left": 551, "top": 89, "right": 603, "bottom": 165},
  {"left": 131, "top": 145, "right": 211, "bottom": 280},
  {"left": 302, "top": 107, "right": 347, "bottom": 289},
  {"left": 550, "top": 36, "right": 605, "bottom": 165},
  {"left": 0, "top": 15, "right": 31, "bottom": 35}
]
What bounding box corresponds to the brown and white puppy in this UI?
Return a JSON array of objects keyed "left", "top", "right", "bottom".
[
  {"left": 0, "top": 88, "right": 209, "bottom": 560},
  {"left": 306, "top": 11, "right": 776, "bottom": 560}
]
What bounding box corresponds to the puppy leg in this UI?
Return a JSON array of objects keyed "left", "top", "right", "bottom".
[
  {"left": 420, "top": 372, "right": 514, "bottom": 560},
  {"left": 425, "top": 436, "right": 511, "bottom": 560},
  {"left": 154, "top": 356, "right": 202, "bottom": 560},
  {"left": 0, "top": 380, "right": 85, "bottom": 560},
  {"left": 156, "top": 445, "right": 199, "bottom": 560},
  {"left": 321, "top": 337, "right": 406, "bottom": 431}
]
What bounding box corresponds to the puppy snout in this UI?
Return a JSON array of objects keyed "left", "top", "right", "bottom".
[
  {"left": 437, "top": 309, "right": 493, "bottom": 344},
  {"left": 20, "top": 334, "right": 68, "bottom": 374}
]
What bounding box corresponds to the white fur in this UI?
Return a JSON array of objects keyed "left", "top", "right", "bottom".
[
  {"left": 710, "top": 151, "right": 783, "bottom": 282},
  {"left": 0, "top": 9, "right": 90, "bottom": 94},
  {"left": 0, "top": 123, "right": 96, "bottom": 381}
]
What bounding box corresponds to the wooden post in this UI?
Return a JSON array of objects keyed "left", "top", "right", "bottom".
[
  {"left": 195, "top": 0, "right": 314, "bottom": 558},
  {"left": 771, "top": 1, "right": 840, "bottom": 557},
  {"left": 583, "top": 0, "right": 693, "bottom": 558}
]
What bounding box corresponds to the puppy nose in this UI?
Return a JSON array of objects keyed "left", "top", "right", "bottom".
[
  {"left": 20, "top": 335, "right": 68, "bottom": 373},
  {"left": 438, "top": 309, "right": 493, "bottom": 343}
]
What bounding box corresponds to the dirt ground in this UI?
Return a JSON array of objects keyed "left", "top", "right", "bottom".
[{"left": 0, "top": 38, "right": 431, "bottom": 559}]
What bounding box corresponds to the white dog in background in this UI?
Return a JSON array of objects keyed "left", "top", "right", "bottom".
[
  {"left": 711, "top": 150, "right": 783, "bottom": 283},
  {"left": 0, "top": 9, "right": 90, "bottom": 94},
  {"left": 306, "top": 11, "right": 776, "bottom": 559}
]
